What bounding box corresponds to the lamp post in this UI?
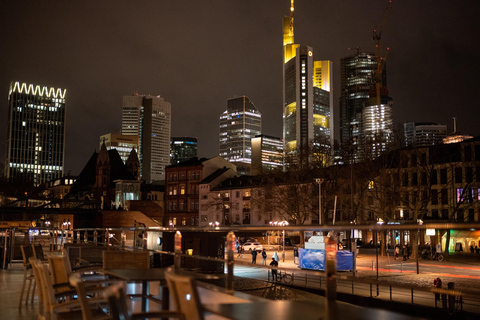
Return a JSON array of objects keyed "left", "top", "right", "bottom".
[
  {"left": 315, "top": 178, "right": 324, "bottom": 225},
  {"left": 270, "top": 220, "right": 289, "bottom": 262}
]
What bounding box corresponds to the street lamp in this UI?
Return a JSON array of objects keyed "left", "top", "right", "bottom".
[
  {"left": 315, "top": 178, "right": 324, "bottom": 225},
  {"left": 270, "top": 220, "right": 289, "bottom": 262}
]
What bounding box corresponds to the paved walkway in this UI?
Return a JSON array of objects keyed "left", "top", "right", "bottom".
[{"left": 231, "top": 247, "right": 480, "bottom": 314}]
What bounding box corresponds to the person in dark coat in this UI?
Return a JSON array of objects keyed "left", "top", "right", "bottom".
[
  {"left": 251, "top": 249, "right": 258, "bottom": 264},
  {"left": 270, "top": 257, "right": 278, "bottom": 281}
]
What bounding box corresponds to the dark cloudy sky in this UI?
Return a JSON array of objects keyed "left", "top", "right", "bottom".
[{"left": 1, "top": 0, "right": 480, "bottom": 175}]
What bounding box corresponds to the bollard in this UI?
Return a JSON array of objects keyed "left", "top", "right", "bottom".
[
  {"left": 84, "top": 231, "right": 88, "bottom": 243},
  {"left": 325, "top": 232, "right": 338, "bottom": 318},
  {"left": 447, "top": 282, "right": 455, "bottom": 313},
  {"left": 226, "top": 231, "right": 236, "bottom": 294},
  {"left": 174, "top": 231, "right": 182, "bottom": 271},
  {"left": 142, "top": 230, "right": 148, "bottom": 250},
  {"left": 121, "top": 231, "right": 126, "bottom": 248}
]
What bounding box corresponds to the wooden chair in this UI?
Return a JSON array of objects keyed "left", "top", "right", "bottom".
[
  {"left": 164, "top": 271, "right": 213, "bottom": 320},
  {"left": 103, "top": 250, "right": 150, "bottom": 269},
  {"left": 69, "top": 272, "right": 114, "bottom": 320},
  {"left": 19, "top": 244, "right": 36, "bottom": 308},
  {"left": 31, "top": 259, "right": 84, "bottom": 320},
  {"left": 104, "top": 281, "right": 184, "bottom": 320},
  {"left": 29, "top": 258, "right": 45, "bottom": 319}
]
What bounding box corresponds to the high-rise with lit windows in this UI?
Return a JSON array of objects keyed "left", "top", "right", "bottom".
[
  {"left": 251, "top": 135, "right": 283, "bottom": 174},
  {"left": 340, "top": 49, "right": 392, "bottom": 161},
  {"left": 122, "top": 93, "right": 171, "bottom": 183},
  {"left": 282, "top": 1, "right": 333, "bottom": 166},
  {"left": 219, "top": 96, "right": 261, "bottom": 175},
  {"left": 5, "top": 82, "right": 66, "bottom": 186}
]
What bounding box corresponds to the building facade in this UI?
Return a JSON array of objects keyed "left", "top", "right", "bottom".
[
  {"left": 219, "top": 96, "right": 261, "bottom": 175},
  {"left": 165, "top": 156, "right": 236, "bottom": 227},
  {"left": 122, "top": 93, "right": 171, "bottom": 183},
  {"left": 251, "top": 135, "right": 283, "bottom": 174},
  {"left": 100, "top": 133, "right": 139, "bottom": 164},
  {"left": 171, "top": 137, "right": 197, "bottom": 165},
  {"left": 5, "top": 82, "right": 66, "bottom": 186},
  {"left": 404, "top": 122, "right": 447, "bottom": 148},
  {"left": 282, "top": 4, "right": 333, "bottom": 165}
]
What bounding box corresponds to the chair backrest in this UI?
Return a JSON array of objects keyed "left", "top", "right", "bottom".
[
  {"left": 103, "top": 250, "right": 150, "bottom": 269},
  {"left": 20, "top": 245, "right": 34, "bottom": 268},
  {"left": 47, "top": 255, "right": 72, "bottom": 288},
  {"left": 69, "top": 272, "right": 107, "bottom": 320},
  {"left": 165, "top": 270, "right": 204, "bottom": 320},
  {"left": 29, "top": 259, "right": 45, "bottom": 317},
  {"left": 32, "top": 244, "right": 45, "bottom": 260},
  {"left": 31, "top": 259, "right": 58, "bottom": 319},
  {"left": 103, "top": 282, "right": 131, "bottom": 320}
]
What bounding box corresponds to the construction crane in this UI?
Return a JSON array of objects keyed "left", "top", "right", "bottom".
[{"left": 372, "top": 0, "right": 392, "bottom": 106}]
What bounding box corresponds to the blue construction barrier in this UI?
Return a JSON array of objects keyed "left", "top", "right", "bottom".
[{"left": 298, "top": 248, "right": 353, "bottom": 271}]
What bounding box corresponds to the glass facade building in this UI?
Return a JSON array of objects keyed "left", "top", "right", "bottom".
[
  {"left": 219, "top": 96, "right": 261, "bottom": 175},
  {"left": 339, "top": 51, "right": 379, "bottom": 157},
  {"left": 170, "top": 137, "right": 198, "bottom": 165},
  {"left": 251, "top": 135, "right": 283, "bottom": 174},
  {"left": 122, "top": 93, "right": 171, "bottom": 183},
  {"left": 5, "top": 82, "right": 66, "bottom": 186}
]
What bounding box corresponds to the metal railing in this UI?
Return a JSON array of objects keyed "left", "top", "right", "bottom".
[{"left": 2, "top": 224, "right": 480, "bottom": 316}]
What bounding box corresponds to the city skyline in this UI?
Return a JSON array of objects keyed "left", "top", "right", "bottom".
[{"left": 1, "top": 1, "right": 479, "bottom": 175}]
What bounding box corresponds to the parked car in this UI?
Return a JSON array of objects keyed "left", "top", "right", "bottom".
[{"left": 243, "top": 242, "right": 263, "bottom": 252}]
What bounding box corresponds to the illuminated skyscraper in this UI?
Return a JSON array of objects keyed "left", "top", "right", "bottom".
[
  {"left": 251, "top": 135, "right": 283, "bottom": 174},
  {"left": 282, "top": 1, "right": 333, "bottom": 165},
  {"left": 5, "top": 82, "right": 66, "bottom": 186},
  {"left": 340, "top": 49, "right": 391, "bottom": 161},
  {"left": 122, "top": 93, "right": 171, "bottom": 183},
  {"left": 219, "top": 96, "right": 261, "bottom": 175}
]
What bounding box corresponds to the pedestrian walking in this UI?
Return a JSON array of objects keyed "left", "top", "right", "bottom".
[
  {"left": 237, "top": 245, "right": 243, "bottom": 258},
  {"left": 251, "top": 249, "right": 258, "bottom": 264},
  {"left": 261, "top": 249, "right": 267, "bottom": 265},
  {"left": 270, "top": 257, "right": 278, "bottom": 281},
  {"left": 402, "top": 245, "right": 408, "bottom": 261}
]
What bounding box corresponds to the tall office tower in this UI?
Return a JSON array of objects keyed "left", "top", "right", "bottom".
[
  {"left": 171, "top": 137, "right": 198, "bottom": 165},
  {"left": 5, "top": 82, "right": 66, "bottom": 186},
  {"left": 362, "top": 95, "right": 393, "bottom": 159},
  {"left": 251, "top": 135, "right": 284, "bottom": 174},
  {"left": 100, "top": 133, "right": 139, "bottom": 164},
  {"left": 404, "top": 122, "right": 447, "bottom": 148},
  {"left": 219, "top": 96, "right": 261, "bottom": 175},
  {"left": 339, "top": 50, "right": 380, "bottom": 160},
  {"left": 122, "top": 93, "right": 171, "bottom": 183},
  {"left": 282, "top": 1, "right": 333, "bottom": 166}
]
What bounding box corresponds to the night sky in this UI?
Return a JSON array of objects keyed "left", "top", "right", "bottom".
[{"left": 1, "top": 1, "right": 480, "bottom": 176}]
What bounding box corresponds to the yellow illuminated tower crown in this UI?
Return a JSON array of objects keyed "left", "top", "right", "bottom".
[{"left": 283, "top": 0, "right": 299, "bottom": 63}]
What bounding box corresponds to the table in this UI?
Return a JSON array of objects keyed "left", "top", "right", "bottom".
[
  {"left": 103, "top": 268, "right": 169, "bottom": 312},
  {"left": 203, "top": 300, "right": 422, "bottom": 320},
  {"left": 103, "top": 267, "right": 220, "bottom": 312}
]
